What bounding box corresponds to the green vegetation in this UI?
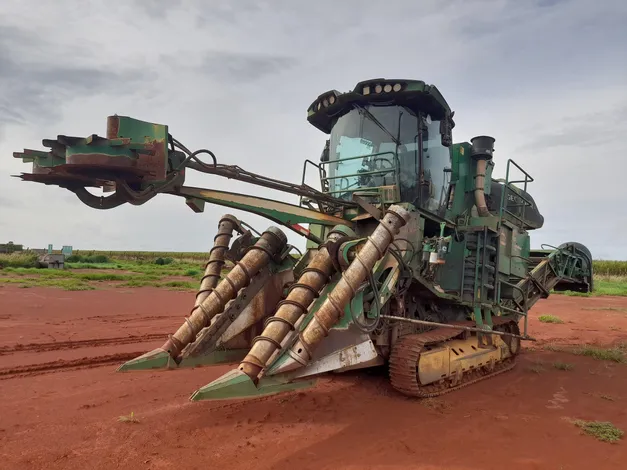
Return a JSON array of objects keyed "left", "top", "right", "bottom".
[
  {"left": 525, "top": 359, "right": 546, "bottom": 374},
  {"left": 66, "top": 254, "right": 110, "bottom": 263},
  {"left": 557, "top": 275, "right": 627, "bottom": 297},
  {"left": 541, "top": 342, "right": 627, "bottom": 363},
  {"left": 0, "top": 251, "right": 213, "bottom": 291},
  {"left": 594, "top": 260, "right": 627, "bottom": 276},
  {"left": 538, "top": 315, "right": 564, "bottom": 324},
  {"left": 573, "top": 344, "right": 626, "bottom": 363},
  {"left": 571, "top": 420, "right": 624, "bottom": 443},
  {"left": 550, "top": 260, "right": 627, "bottom": 297},
  {"left": 0, "top": 277, "right": 94, "bottom": 291},
  {"left": 71, "top": 250, "right": 208, "bottom": 264},
  {"left": 2, "top": 250, "right": 626, "bottom": 295},
  {"left": 161, "top": 280, "right": 196, "bottom": 290},
  {"left": 0, "top": 252, "right": 39, "bottom": 268},
  {"left": 527, "top": 364, "right": 545, "bottom": 374}
]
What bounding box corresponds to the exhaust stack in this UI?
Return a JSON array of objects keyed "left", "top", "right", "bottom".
[{"left": 470, "top": 135, "right": 495, "bottom": 217}]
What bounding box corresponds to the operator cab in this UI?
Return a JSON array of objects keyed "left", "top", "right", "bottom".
[{"left": 307, "top": 79, "right": 455, "bottom": 219}]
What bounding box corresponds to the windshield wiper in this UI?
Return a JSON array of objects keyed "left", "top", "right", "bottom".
[{"left": 354, "top": 104, "right": 400, "bottom": 146}]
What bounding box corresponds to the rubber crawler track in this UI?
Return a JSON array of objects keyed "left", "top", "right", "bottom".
[{"left": 389, "top": 318, "right": 520, "bottom": 398}]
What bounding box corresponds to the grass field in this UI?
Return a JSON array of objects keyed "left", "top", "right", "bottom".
[
  {"left": 0, "top": 251, "right": 210, "bottom": 291},
  {"left": 1, "top": 250, "right": 626, "bottom": 296}
]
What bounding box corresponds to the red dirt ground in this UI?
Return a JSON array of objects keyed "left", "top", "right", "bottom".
[{"left": 1, "top": 285, "right": 626, "bottom": 470}]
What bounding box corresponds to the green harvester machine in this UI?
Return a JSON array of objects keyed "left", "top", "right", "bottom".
[{"left": 13, "top": 78, "right": 593, "bottom": 400}]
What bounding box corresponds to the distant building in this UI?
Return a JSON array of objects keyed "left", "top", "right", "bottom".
[{"left": 0, "top": 242, "right": 23, "bottom": 254}]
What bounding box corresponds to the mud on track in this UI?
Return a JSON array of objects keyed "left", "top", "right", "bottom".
[{"left": 0, "top": 285, "right": 626, "bottom": 470}]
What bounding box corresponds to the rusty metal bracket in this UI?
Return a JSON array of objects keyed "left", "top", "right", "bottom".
[
  {"left": 225, "top": 231, "right": 254, "bottom": 263},
  {"left": 352, "top": 194, "right": 382, "bottom": 220}
]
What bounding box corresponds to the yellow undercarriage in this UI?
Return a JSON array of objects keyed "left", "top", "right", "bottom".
[{"left": 418, "top": 334, "right": 515, "bottom": 386}]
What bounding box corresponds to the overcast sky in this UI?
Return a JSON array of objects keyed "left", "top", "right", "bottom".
[{"left": 1, "top": 0, "right": 626, "bottom": 259}]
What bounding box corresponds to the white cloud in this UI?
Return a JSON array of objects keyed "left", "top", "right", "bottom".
[{"left": 1, "top": 0, "right": 626, "bottom": 259}]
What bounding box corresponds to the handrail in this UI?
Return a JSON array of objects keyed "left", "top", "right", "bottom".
[
  {"left": 506, "top": 159, "right": 534, "bottom": 186},
  {"left": 327, "top": 186, "right": 390, "bottom": 195},
  {"left": 322, "top": 167, "right": 395, "bottom": 181},
  {"left": 301, "top": 159, "right": 326, "bottom": 186},
  {"left": 498, "top": 159, "right": 535, "bottom": 228},
  {"left": 321, "top": 151, "right": 396, "bottom": 166},
  {"left": 313, "top": 150, "right": 400, "bottom": 200},
  {"left": 300, "top": 159, "right": 327, "bottom": 207}
]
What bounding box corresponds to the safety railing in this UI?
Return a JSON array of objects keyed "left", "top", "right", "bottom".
[
  {"left": 497, "top": 159, "right": 535, "bottom": 228},
  {"left": 498, "top": 280, "right": 529, "bottom": 335},
  {"left": 301, "top": 151, "right": 400, "bottom": 202},
  {"left": 299, "top": 159, "right": 328, "bottom": 208}
]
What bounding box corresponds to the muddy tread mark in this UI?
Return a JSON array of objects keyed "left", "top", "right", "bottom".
[
  {"left": 0, "top": 334, "right": 165, "bottom": 355},
  {"left": 0, "top": 352, "right": 147, "bottom": 380},
  {"left": 389, "top": 320, "right": 520, "bottom": 398}
]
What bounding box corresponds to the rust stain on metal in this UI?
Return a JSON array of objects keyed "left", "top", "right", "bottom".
[
  {"left": 238, "top": 226, "right": 355, "bottom": 380},
  {"left": 134, "top": 139, "right": 166, "bottom": 179},
  {"left": 289, "top": 205, "right": 410, "bottom": 365},
  {"left": 338, "top": 346, "right": 362, "bottom": 368},
  {"left": 191, "top": 215, "right": 238, "bottom": 315},
  {"left": 65, "top": 153, "right": 138, "bottom": 170},
  {"left": 106, "top": 116, "right": 119, "bottom": 140},
  {"left": 160, "top": 226, "right": 287, "bottom": 359}
]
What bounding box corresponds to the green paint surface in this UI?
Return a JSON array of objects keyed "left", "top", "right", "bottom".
[
  {"left": 189, "top": 369, "right": 315, "bottom": 401},
  {"left": 116, "top": 348, "right": 174, "bottom": 372}
]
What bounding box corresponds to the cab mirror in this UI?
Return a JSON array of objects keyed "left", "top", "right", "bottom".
[
  {"left": 320, "top": 139, "right": 330, "bottom": 162},
  {"left": 440, "top": 111, "right": 455, "bottom": 147}
]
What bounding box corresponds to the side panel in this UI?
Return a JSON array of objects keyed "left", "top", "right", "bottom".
[
  {"left": 498, "top": 226, "right": 512, "bottom": 276},
  {"left": 497, "top": 224, "right": 529, "bottom": 279},
  {"left": 437, "top": 237, "right": 466, "bottom": 294},
  {"left": 306, "top": 224, "right": 326, "bottom": 250},
  {"left": 511, "top": 228, "right": 530, "bottom": 278}
]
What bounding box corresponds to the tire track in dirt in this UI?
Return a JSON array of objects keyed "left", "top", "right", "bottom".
[
  {"left": 0, "top": 351, "right": 148, "bottom": 380},
  {"left": 85, "top": 314, "right": 170, "bottom": 324},
  {"left": 0, "top": 334, "right": 165, "bottom": 355}
]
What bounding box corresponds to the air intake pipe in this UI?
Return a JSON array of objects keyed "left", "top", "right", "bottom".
[{"left": 470, "top": 135, "right": 495, "bottom": 217}]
